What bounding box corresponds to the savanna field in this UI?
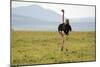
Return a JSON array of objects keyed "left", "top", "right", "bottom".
[{"left": 11, "top": 31, "right": 96, "bottom": 66}]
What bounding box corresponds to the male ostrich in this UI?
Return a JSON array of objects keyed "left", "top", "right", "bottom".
[{"left": 58, "top": 9, "right": 72, "bottom": 51}]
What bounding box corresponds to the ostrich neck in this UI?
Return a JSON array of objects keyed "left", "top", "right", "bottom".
[{"left": 62, "top": 12, "right": 64, "bottom": 23}]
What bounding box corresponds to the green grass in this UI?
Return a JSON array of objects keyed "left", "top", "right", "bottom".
[{"left": 11, "top": 31, "right": 96, "bottom": 65}]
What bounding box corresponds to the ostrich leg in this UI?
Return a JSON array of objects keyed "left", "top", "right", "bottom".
[
  {"left": 59, "top": 31, "right": 64, "bottom": 51},
  {"left": 61, "top": 34, "right": 64, "bottom": 51}
]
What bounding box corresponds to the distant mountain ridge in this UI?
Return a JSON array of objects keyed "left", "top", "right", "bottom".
[{"left": 12, "top": 5, "right": 61, "bottom": 22}]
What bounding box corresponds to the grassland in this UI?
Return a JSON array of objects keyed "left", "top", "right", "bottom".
[{"left": 11, "top": 31, "right": 96, "bottom": 65}]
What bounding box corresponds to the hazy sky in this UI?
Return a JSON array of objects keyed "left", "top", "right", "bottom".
[
  {"left": 12, "top": 1, "right": 95, "bottom": 31},
  {"left": 12, "top": 1, "right": 95, "bottom": 18}
]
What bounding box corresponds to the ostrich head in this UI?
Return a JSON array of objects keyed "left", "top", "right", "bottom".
[
  {"left": 65, "top": 19, "right": 69, "bottom": 24},
  {"left": 61, "top": 9, "right": 64, "bottom": 12}
]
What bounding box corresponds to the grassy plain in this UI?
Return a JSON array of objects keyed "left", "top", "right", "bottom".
[{"left": 11, "top": 31, "right": 96, "bottom": 65}]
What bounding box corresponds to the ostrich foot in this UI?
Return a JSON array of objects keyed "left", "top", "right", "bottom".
[
  {"left": 66, "top": 48, "right": 68, "bottom": 51},
  {"left": 61, "top": 47, "right": 63, "bottom": 51}
]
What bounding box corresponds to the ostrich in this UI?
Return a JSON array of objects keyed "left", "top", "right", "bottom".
[{"left": 58, "top": 9, "right": 72, "bottom": 51}]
